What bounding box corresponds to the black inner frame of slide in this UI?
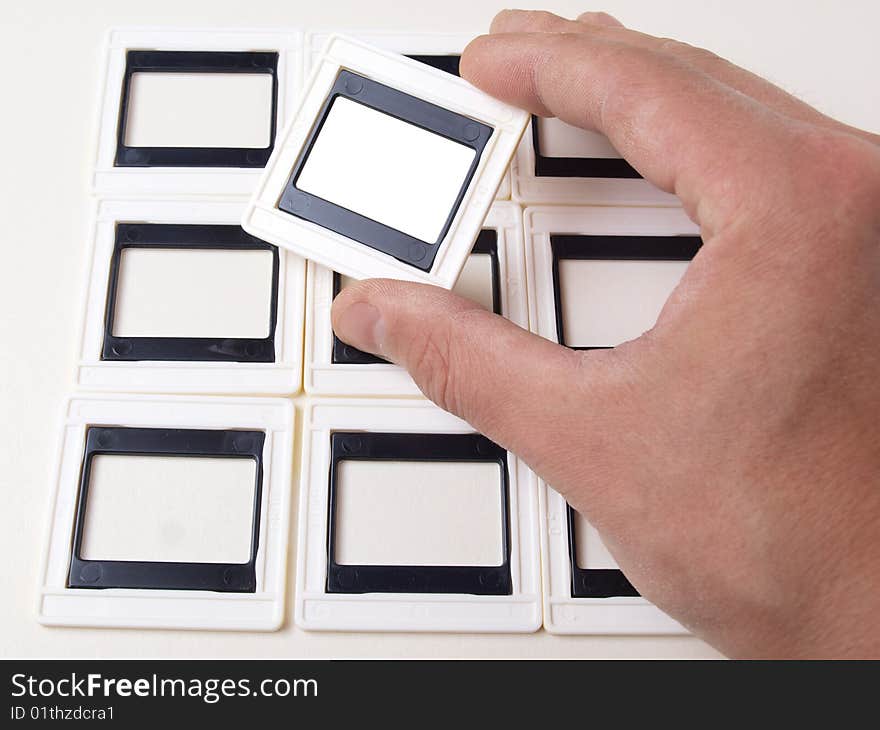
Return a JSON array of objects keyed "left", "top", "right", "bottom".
[
  {"left": 102, "top": 223, "right": 280, "bottom": 363},
  {"left": 68, "top": 426, "right": 265, "bottom": 593},
  {"left": 326, "top": 431, "right": 513, "bottom": 595},
  {"left": 551, "top": 233, "right": 702, "bottom": 597},
  {"left": 531, "top": 115, "right": 641, "bottom": 179},
  {"left": 115, "top": 50, "right": 279, "bottom": 168}
]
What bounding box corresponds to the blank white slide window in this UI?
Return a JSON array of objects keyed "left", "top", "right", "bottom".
[
  {"left": 573, "top": 509, "right": 618, "bottom": 570},
  {"left": 124, "top": 72, "right": 274, "bottom": 149},
  {"left": 80, "top": 454, "right": 256, "bottom": 564},
  {"left": 334, "top": 460, "right": 504, "bottom": 567},
  {"left": 537, "top": 117, "right": 622, "bottom": 159},
  {"left": 112, "top": 248, "right": 275, "bottom": 339},
  {"left": 558, "top": 259, "right": 688, "bottom": 347},
  {"left": 296, "top": 97, "right": 476, "bottom": 244},
  {"left": 453, "top": 253, "right": 495, "bottom": 312}
]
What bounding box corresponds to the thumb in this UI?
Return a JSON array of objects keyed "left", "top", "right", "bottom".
[{"left": 331, "top": 277, "right": 615, "bottom": 475}]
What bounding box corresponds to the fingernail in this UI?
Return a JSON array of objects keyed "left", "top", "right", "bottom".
[{"left": 334, "top": 301, "right": 384, "bottom": 354}]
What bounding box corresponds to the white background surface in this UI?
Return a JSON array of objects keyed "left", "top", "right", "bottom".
[{"left": 1, "top": 0, "right": 877, "bottom": 659}]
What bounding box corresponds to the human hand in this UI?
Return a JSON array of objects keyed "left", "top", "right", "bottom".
[{"left": 331, "top": 9, "right": 880, "bottom": 658}]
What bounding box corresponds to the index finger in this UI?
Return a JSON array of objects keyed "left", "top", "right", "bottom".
[{"left": 461, "top": 31, "right": 802, "bottom": 233}]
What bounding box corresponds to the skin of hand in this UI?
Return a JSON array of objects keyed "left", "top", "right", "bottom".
[{"left": 331, "top": 9, "right": 880, "bottom": 658}]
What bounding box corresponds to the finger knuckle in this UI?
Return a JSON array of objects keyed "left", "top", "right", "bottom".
[
  {"left": 797, "top": 127, "right": 880, "bottom": 214},
  {"left": 590, "top": 11, "right": 620, "bottom": 25},
  {"left": 656, "top": 36, "right": 688, "bottom": 56},
  {"left": 658, "top": 37, "right": 722, "bottom": 66},
  {"left": 684, "top": 43, "right": 723, "bottom": 68},
  {"left": 408, "top": 323, "right": 460, "bottom": 413},
  {"left": 522, "top": 9, "right": 559, "bottom": 28}
]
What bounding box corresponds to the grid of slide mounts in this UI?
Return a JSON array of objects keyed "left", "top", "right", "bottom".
[{"left": 39, "top": 28, "right": 700, "bottom": 635}]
